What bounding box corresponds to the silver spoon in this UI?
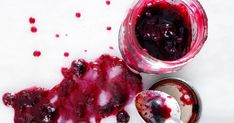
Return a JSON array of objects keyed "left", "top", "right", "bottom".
[{"left": 135, "top": 90, "right": 183, "bottom": 123}]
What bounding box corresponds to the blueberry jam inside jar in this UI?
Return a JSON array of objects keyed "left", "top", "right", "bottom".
[
  {"left": 135, "top": 2, "right": 192, "bottom": 61},
  {"left": 119, "top": 0, "right": 208, "bottom": 74}
]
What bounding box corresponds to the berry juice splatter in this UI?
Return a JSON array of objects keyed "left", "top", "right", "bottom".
[
  {"left": 106, "top": 26, "right": 112, "bottom": 31},
  {"left": 106, "top": 0, "right": 111, "bottom": 5},
  {"left": 28, "top": 17, "right": 37, "bottom": 33},
  {"left": 75, "top": 12, "right": 81, "bottom": 18},
  {"left": 33, "top": 50, "right": 41, "bottom": 57},
  {"left": 63, "top": 52, "right": 69, "bottom": 57},
  {"left": 55, "top": 34, "right": 60, "bottom": 38},
  {"left": 2, "top": 55, "right": 143, "bottom": 123},
  {"left": 135, "top": 2, "right": 192, "bottom": 61},
  {"left": 29, "top": 17, "right": 35, "bottom": 24},
  {"left": 30, "top": 26, "right": 37, "bottom": 33}
]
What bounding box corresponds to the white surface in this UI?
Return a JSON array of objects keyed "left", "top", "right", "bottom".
[{"left": 0, "top": 0, "right": 233, "bottom": 123}]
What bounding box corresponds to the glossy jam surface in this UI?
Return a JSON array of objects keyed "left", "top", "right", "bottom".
[
  {"left": 116, "top": 110, "right": 130, "bottom": 123},
  {"left": 150, "top": 79, "right": 201, "bottom": 123},
  {"left": 136, "top": 93, "right": 171, "bottom": 123},
  {"left": 135, "top": 91, "right": 181, "bottom": 123},
  {"left": 2, "top": 55, "right": 143, "bottom": 123},
  {"left": 135, "top": 2, "right": 192, "bottom": 61}
]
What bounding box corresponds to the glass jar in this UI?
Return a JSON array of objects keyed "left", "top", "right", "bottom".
[{"left": 119, "top": 0, "right": 208, "bottom": 74}]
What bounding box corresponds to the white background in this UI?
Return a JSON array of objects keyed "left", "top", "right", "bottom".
[{"left": 0, "top": 0, "right": 233, "bottom": 122}]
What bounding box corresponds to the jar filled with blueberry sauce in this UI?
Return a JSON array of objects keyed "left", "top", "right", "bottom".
[{"left": 119, "top": 0, "right": 208, "bottom": 74}]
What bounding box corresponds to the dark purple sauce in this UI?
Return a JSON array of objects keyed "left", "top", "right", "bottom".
[
  {"left": 116, "top": 110, "right": 130, "bottom": 123},
  {"left": 2, "top": 55, "right": 142, "bottom": 123},
  {"left": 135, "top": 2, "right": 192, "bottom": 61},
  {"left": 151, "top": 97, "right": 172, "bottom": 122}
]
